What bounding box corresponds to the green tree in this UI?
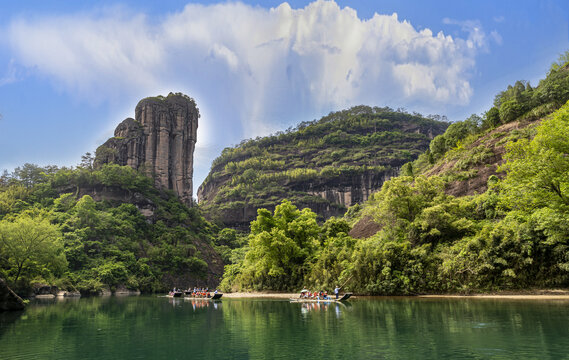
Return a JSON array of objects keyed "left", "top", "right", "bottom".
[
  {"left": 483, "top": 107, "right": 501, "bottom": 129},
  {"left": 0, "top": 211, "right": 67, "bottom": 286},
  {"left": 235, "top": 200, "right": 319, "bottom": 291},
  {"left": 13, "top": 163, "right": 49, "bottom": 188},
  {"left": 499, "top": 101, "right": 569, "bottom": 211},
  {"left": 371, "top": 175, "right": 446, "bottom": 225}
]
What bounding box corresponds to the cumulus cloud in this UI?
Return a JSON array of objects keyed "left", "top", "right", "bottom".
[{"left": 5, "top": 0, "right": 489, "bottom": 140}]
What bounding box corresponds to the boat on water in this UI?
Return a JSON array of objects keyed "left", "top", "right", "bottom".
[
  {"left": 290, "top": 293, "right": 352, "bottom": 302},
  {"left": 167, "top": 291, "right": 183, "bottom": 298},
  {"left": 183, "top": 293, "right": 223, "bottom": 300}
]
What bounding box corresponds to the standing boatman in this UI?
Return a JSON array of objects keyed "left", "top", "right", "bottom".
[{"left": 334, "top": 285, "right": 340, "bottom": 300}]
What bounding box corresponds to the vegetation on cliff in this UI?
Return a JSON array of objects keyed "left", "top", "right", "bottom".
[
  {"left": 220, "top": 52, "right": 569, "bottom": 294},
  {"left": 0, "top": 162, "right": 220, "bottom": 295},
  {"left": 199, "top": 107, "right": 448, "bottom": 227},
  {"left": 3, "top": 52, "right": 569, "bottom": 297}
]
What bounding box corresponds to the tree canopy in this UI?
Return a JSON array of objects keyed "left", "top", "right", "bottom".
[{"left": 0, "top": 210, "right": 66, "bottom": 285}]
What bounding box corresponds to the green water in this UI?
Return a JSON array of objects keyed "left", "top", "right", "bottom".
[{"left": 1, "top": 296, "right": 568, "bottom": 359}]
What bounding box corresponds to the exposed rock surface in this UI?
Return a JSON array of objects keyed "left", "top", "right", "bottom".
[
  {"left": 95, "top": 93, "right": 199, "bottom": 206},
  {"left": 350, "top": 118, "right": 541, "bottom": 239},
  {"left": 17, "top": 284, "right": 62, "bottom": 299},
  {"left": 424, "top": 119, "right": 539, "bottom": 197},
  {"left": 199, "top": 169, "right": 401, "bottom": 230},
  {"left": 0, "top": 278, "right": 25, "bottom": 311},
  {"left": 33, "top": 284, "right": 58, "bottom": 296},
  {"left": 349, "top": 215, "right": 382, "bottom": 239}
]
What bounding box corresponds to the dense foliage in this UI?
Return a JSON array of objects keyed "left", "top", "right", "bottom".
[
  {"left": 220, "top": 55, "right": 569, "bottom": 295},
  {"left": 199, "top": 106, "right": 448, "bottom": 225},
  {"left": 421, "top": 52, "right": 569, "bottom": 170},
  {"left": 4, "top": 52, "right": 569, "bottom": 297},
  {"left": 0, "top": 162, "right": 217, "bottom": 294}
]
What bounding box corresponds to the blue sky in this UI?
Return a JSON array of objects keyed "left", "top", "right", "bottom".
[{"left": 1, "top": 0, "right": 568, "bottom": 197}]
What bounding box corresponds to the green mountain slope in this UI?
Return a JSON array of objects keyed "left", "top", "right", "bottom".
[
  {"left": 0, "top": 163, "right": 223, "bottom": 295},
  {"left": 219, "top": 52, "right": 569, "bottom": 295},
  {"left": 198, "top": 106, "right": 448, "bottom": 228}
]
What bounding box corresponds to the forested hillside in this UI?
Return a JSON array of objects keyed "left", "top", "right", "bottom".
[
  {"left": 0, "top": 162, "right": 223, "bottom": 295},
  {"left": 3, "top": 52, "right": 568, "bottom": 297},
  {"left": 198, "top": 107, "right": 448, "bottom": 228},
  {"left": 220, "top": 52, "right": 569, "bottom": 295}
]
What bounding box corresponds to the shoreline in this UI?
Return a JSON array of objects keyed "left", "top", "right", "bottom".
[{"left": 222, "top": 289, "right": 569, "bottom": 300}]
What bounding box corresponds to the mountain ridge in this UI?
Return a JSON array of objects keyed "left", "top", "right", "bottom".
[{"left": 198, "top": 106, "right": 448, "bottom": 229}]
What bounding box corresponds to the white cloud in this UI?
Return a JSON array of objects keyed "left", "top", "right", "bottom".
[
  {"left": 493, "top": 16, "right": 505, "bottom": 23},
  {"left": 442, "top": 17, "right": 488, "bottom": 50},
  {"left": 0, "top": 59, "right": 19, "bottom": 86},
  {"left": 5, "top": 1, "right": 489, "bottom": 140},
  {"left": 490, "top": 31, "right": 503, "bottom": 46}
]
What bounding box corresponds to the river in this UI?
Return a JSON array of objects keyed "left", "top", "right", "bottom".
[{"left": 1, "top": 295, "right": 568, "bottom": 359}]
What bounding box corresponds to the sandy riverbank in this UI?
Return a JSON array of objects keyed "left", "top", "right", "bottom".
[
  {"left": 222, "top": 289, "right": 569, "bottom": 300},
  {"left": 418, "top": 291, "right": 569, "bottom": 300},
  {"left": 222, "top": 292, "right": 298, "bottom": 299}
]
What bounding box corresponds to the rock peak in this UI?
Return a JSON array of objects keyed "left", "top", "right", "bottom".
[{"left": 95, "top": 93, "right": 199, "bottom": 205}]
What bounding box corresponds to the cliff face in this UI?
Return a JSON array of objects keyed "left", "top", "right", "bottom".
[
  {"left": 95, "top": 93, "right": 198, "bottom": 205},
  {"left": 198, "top": 106, "right": 448, "bottom": 229},
  {"left": 199, "top": 169, "right": 400, "bottom": 229}
]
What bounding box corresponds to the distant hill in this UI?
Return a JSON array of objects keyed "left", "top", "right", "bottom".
[{"left": 197, "top": 106, "right": 448, "bottom": 229}]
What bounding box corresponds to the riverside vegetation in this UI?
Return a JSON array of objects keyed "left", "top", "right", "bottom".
[
  {"left": 2, "top": 52, "right": 569, "bottom": 296},
  {"left": 219, "top": 52, "right": 569, "bottom": 294},
  {"left": 0, "top": 162, "right": 222, "bottom": 295}
]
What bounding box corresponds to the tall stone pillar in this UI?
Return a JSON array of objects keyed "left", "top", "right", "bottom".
[{"left": 95, "top": 93, "right": 199, "bottom": 206}]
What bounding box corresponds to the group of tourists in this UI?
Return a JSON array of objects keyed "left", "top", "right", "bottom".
[
  {"left": 168, "top": 286, "right": 220, "bottom": 298},
  {"left": 168, "top": 287, "right": 182, "bottom": 297},
  {"left": 300, "top": 286, "right": 341, "bottom": 300},
  {"left": 186, "top": 287, "right": 218, "bottom": 298},
  {"left": 300, "top": 290, "right": 330, "bottom": 300}
]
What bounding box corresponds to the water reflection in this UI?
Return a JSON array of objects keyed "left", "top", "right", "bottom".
[
  {"left": 0, "top": 309, "right": 24, "bottom": 339},
  {"left": 0, "top": 296, "right": 568, "bottom": 359},
  {"left": 167, "top": 296, "right": 183, "bottom": 307},
  {"left": 184, "top": 298, "right": 222, "bottom": 311},
  {"left": 297, "top": 302, "right": 346, "bottom": 319}
]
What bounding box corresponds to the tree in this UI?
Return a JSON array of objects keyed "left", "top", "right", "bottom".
[
  {"left": 371, "top": 175, "right": 446, "bottom": 225},
  {"left": 0, "top": 211, "right": 67, "bottom": 286},
  {"left": 215, "top": 228, "right": 240, "bottom": 248},
  {"left": 429, "top": 135, "right": 447, "bottom": 158},
  {"left": 499, "top": 101, "right": 569, "bottom": 211},
  {"left": 79, "top": 152, "right": 94, "bottom": 170},
  {"left": 444, "top": 116, "right": 479, "bottom": 148},
  {"left": 13, "top": 163, "right": 48, "bottom": 188},
  {"left": 236, "top": 200, "right": 320, "bottom": 291},
  {"left": 483, "top": 107, "right": 501, "bottom": 129}
]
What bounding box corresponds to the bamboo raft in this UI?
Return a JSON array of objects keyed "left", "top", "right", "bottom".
[
  {"left": 183, "top": 293, "right": 223, "bottom": 300},
  {"left": 289, "top": 293, "right": 352, "bottom": 302}
]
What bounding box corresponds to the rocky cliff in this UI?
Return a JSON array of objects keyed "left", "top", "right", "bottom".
[
  {"left": 198, "top": 106, "right": 448, "bottom": 229},
  {"left": 95, "top": 93, "right": 199, "bottom": 205}
]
